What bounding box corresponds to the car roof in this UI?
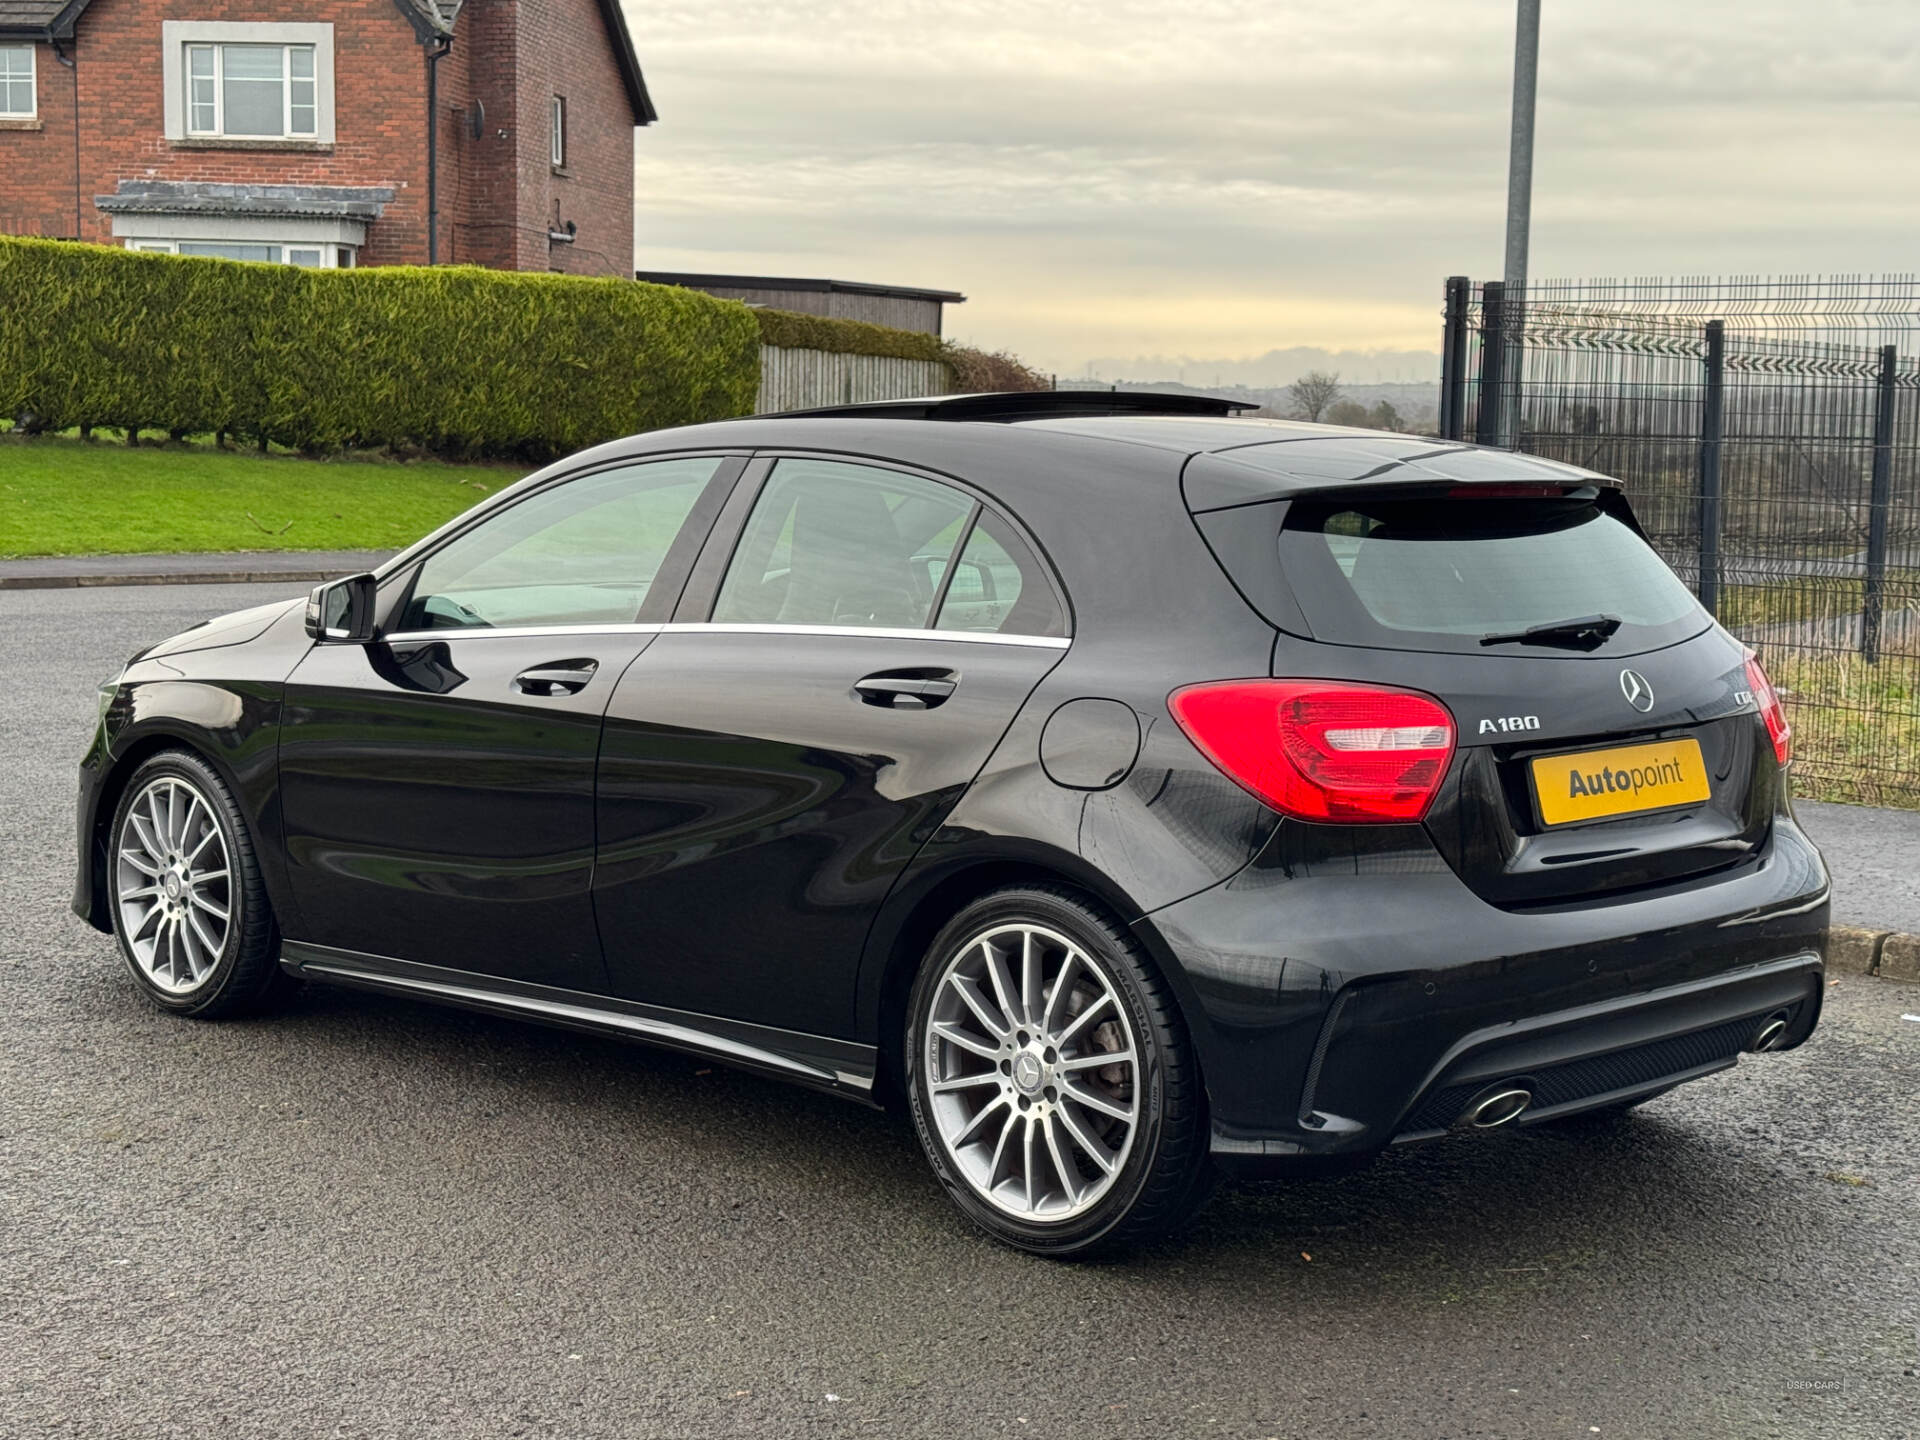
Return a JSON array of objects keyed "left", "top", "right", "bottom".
[{"left": 598, "top": 395, "right": 1613, "bottom": 509}]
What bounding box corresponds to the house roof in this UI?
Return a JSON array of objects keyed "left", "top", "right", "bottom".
[
  {"left": 636, "top": 272, "right": 968, "bottom": 305},
  {"left": 0, "top": 0, "right": 86, "bottom": 38},
  {"left": 97, "top": 180, "right": 397, "bottom": 220},
  {"left": 1, "top": 0, "right": 657, "bottom": 126}
]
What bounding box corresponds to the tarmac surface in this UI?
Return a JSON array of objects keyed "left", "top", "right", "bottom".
[
  {"left": 3, "top": 582, "right": 1916, "bottom": 1439},
  {"left": 1795, "top": 800, "right": 1920, "bottom": 939},
  {"left": 0, "top": 549, "right": 394, "bottom": 589}
]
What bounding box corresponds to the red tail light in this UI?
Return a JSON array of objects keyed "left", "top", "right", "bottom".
[
  {"left": 1169, "top": 680, "right": 1457, "bottom": 823},
  {"left": 1745, "top": 650, "right": 1792, "bottom": 767}
]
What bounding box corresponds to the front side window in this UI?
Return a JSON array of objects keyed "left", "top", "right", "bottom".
[
  {"left": 185, "top": 43, "right": 317, "bottom": 138},
  {"left": 400, "top": 457, "right": 725, "bottom": 632},
  {"left": 0, "top": 44, "right": 33, "bottom": 118}
]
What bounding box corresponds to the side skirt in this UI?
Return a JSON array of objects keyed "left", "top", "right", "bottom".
[{"left": 280, "top": 940, "right": 880, "bottom": 1104}]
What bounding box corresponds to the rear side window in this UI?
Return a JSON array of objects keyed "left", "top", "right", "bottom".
[
  {"left": 934, "top": 510, "right": 1067, "bottom": 638},
  {"left": 712, "top": 457, "right": 1068, "bottom": 637},
  {"left": 713, "top": 459, "right": 973, "bottom": 629},
  {"left": 1280, "top": 496, "right": 1706, "bottom": 655}
]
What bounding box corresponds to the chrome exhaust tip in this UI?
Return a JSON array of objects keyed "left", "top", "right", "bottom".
[
  {"left": 1750, "top": 1010, "right": 1792, "bottom": 1053},
  {"left": 1465, "top": 1086, "right": 1533, "bottom": 1129}
]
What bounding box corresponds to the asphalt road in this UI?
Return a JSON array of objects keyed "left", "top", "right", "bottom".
[
  {"left": 3, "top": 582, "right": 1917, "bottom": 1440},
  {"left": 1793, "top": 800, "right": 1920, "bottom": 940}
]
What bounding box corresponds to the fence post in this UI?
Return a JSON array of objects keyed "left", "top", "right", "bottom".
[
  {"left": 1862, "top": 344, "right": 1899, "bottom": 664},
  {"left": 1474, "top": 281, "right": 1505, "bottom": 448},
  {"left": 1440, "top": 276, "right": 1470, "bottom": 441},
  {"left": 1697, "top": 319, "right": 1725, "bottom": 618}
]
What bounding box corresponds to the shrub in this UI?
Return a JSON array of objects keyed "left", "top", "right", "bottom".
[
  {"left": 753, "top": 307, "right": 947, "bottom": 365},
  {"left": 942, "top": 343, "right": 1050, "bottom": 393},
  {"left": 752, "top": 309, "right": 1051, "bottom": 397},
  {"left": 0, "top": 237, "right": 761, "bottom": 458}
]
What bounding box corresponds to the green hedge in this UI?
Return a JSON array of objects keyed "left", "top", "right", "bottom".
[
  {"left": 0, "top": 238, "right": 761, "bottom": 458},
  {"left": 753, "top": 306, "right": 948, "bottom": 365}
]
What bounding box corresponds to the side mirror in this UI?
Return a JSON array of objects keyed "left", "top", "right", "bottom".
[{"left": 305, "top": 572, "right": 378, "bottom": 643}]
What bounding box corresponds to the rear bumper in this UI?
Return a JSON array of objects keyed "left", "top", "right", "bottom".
[
  {"left": 1387, "top": 952, "right": 1819, "bottom": 1139},
  {"left": 1135, "top": 812, "right": 1830, "bottom": 1177}
]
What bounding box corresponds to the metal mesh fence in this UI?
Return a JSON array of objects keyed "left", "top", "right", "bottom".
[{"left": 1441, "top": 276, "right": 1920, "bottom": 807}]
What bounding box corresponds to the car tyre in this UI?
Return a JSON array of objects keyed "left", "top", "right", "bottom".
[
  {"left": 107, "top": 749, "right": 289, "bottom": 1019},
  {"left": 905, "top": 885, "right": 1213, "bottom": 1258}
]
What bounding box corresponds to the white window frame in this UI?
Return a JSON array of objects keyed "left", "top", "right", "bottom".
[
  {"left": 0, "top": 42, "right": 35, "bottom": 119},
  {"left": 110, "top": 211, "right": 367, "bottom": 260},
  {"left": 550, "top": 95, "right": 566, "bottom": 169},
  {"left": 183, "top": 43, "right": 317, "bottom": 140},
  {"left": 124, "top": 238, "right": 347, "bottom": 269},
  {"left": 161, "top": 22, "right": 334, "bottom": 144}
]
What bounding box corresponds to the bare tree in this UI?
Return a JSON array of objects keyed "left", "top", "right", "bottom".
[{"left": 1288, "top": 370, "right": 1343, "bottom": 422}]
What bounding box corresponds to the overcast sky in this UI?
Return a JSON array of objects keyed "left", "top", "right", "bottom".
[{"left": 626, "top": 0, "right": 1920, "bottom": 380}]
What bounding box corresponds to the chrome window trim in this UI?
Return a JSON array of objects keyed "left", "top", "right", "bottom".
[
  {"left": 376, "top": 621, "right": 1072, "bottom": 649},
  {"left": 664, "top": 622, "right": 1070, "bottom": 647},
  {"left": 382, "top": 622, "right": 655, "bottom": 643}
]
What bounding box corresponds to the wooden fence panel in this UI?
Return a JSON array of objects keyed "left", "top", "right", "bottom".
[{"left": 755, "top": 346, "right": 950, "bottom": 412}]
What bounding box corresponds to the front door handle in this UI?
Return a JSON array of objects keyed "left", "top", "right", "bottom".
[
  {"left": 853, "top": 669, "right": 958, "bottom": 710},
  {"left": 513, "top": 659, "right": 599, "bottom": 696}
]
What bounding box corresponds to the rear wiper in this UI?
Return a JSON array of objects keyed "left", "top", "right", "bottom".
[{"left": 1479, "top": 613, "right": 1622, "bottom": 649}]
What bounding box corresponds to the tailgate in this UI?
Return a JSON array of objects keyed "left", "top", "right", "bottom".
[{"left": 1257, "top": 487, "right": 1782, "bottom": 905}]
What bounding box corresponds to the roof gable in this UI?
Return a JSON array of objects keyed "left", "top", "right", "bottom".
[
  {"left": 0, "top": 0, "right": 86, "bottom": 38},
  {"left": 1, "top": 0, "right": 656, "bottom": 123}
]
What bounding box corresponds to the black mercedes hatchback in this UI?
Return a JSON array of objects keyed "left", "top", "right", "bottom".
[{"left": 73, "top": 391, "right": 1829, "bottom": 1256}]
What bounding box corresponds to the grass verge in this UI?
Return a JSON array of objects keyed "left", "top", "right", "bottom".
[
  {"left": 0, "top": 433, "right": 520, "bottom": 557},
  {"left": 1765, "top": 648, "right": 1920, "bottom": 809}
]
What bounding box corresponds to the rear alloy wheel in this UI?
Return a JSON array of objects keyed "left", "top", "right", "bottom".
[
  {"left": 108, "top": 750, "right": 287, "bottom": 1018},
  {"left": 906, "top": 887, "right": 1211, "bottom": 1257}
]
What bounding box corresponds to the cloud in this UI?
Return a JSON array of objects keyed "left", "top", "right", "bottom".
[{"left": 625, "top": 0, "right": 1920, "bottom": 375}]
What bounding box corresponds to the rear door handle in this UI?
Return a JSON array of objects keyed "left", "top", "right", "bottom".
[
  {"left": 513, "top": 659, "right": 599, "bottom": 696},
  {"left": 854, "top": 669, "right": 958, "bottom": 710}
]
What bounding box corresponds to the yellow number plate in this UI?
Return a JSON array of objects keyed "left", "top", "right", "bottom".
[{"left": 1531, "top": 738, "right": 1712, "bottom": 827}]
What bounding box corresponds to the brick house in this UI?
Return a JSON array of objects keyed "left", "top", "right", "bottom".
[{"left": 0, "top": 0, "right": 655, "bottom": 273}]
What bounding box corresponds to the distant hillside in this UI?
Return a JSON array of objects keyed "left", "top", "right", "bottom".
[
  {"left": 1077, "top": 346, "right": 1441, "bottom": 389},
  {"left": 1055, "top": 378, "right": 1441, "bottom": 431}
]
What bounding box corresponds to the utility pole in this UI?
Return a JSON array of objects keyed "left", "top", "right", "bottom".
[{"left": 1499, "top": 0, "right": 1541, "bottom": 446}]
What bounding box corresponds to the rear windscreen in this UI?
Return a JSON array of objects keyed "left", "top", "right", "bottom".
[{"left": 1279, "top": 496, "right": 1708, "bottom": 656}]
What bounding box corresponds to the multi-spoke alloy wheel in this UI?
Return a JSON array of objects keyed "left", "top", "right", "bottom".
[
  {"left": 908, "top": 887, "right": 1212, "bottom": 1256},
  {"left": 115, "top": 775, "right": 233, "bottom": 993},
  {"left": 106, "top": 751, "right": 285, "bottom": 1018},
  {"left": 925, "top": 922, "right": 1140, "bottom": 1221}
]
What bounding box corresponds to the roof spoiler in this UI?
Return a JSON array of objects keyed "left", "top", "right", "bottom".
[{"left": 771, "top": 391, "right": 1261, "bottom": 422}]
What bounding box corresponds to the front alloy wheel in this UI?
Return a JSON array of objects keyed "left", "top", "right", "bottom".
[
  {"left": 107, "top": 750, "right": 286, "bottom": 1017},
  {"left": 116, "top": 774, "right": 233, "bottom": 993},
  {"left": 907, "top": 886, "right": 1211, "bottom": 1256}
]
